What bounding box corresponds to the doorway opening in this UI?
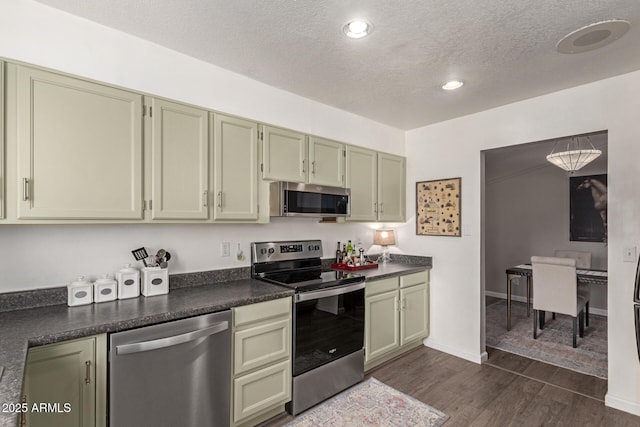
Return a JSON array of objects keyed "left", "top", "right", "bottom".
[{"left": 481, "top": 130, "right": 608, "bottom": 383}]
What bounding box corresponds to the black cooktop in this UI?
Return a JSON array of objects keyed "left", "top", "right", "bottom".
[{"left": 260, "top": 269, "right": 364, "bottom": 292}]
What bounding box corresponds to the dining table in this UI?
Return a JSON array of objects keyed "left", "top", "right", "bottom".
[{"left": 504, "top": 264, "right": 608, "bottom": 330}]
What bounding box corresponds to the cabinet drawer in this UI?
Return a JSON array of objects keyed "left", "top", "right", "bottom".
[
  {"left": 234, "top": 297, "right": 291, "bottom": 327},
  {"left": 234, "top": 318, "right": 290, "bottom": 375},
  {"left": 365, "top": 277, "right": 398, "bottom": 296},
  {"left": 400, "top": 271, "right": 429, "bottom": 288},
  {"left": 233, "top": 359, "right": 291, "bottom": 423}
]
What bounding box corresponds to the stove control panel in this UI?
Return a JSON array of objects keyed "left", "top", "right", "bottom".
[
  {"left": 251, "top": 240, "right": 323, "bottom": 263},
  {"left": 281, "top": 244, "right": 303, "bottom": 253}
]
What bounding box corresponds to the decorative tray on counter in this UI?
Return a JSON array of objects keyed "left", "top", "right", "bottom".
[{"left": 331, "top": 262, "right": 379, "bottom": 271}]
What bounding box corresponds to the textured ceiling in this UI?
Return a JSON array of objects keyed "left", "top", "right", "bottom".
[{"left": 34, "top": 0, "right": 640, "bottom": 130}]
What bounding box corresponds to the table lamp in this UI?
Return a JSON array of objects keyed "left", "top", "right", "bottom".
[{"left": 374, "top": 229, "right": 396, "bottom": 264}]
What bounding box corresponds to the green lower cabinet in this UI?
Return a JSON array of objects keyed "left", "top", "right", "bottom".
[
  {"left": 22, "top": 335, "right": 106, "bottom": 427},
  {"left": 232, "top": 297, "right": 292, "bottom": 427},
  {"left": 400, "top": 282, "right": 429, "bottom": 345},
  {"left": 365, "top": 271, "right": 430, "bottom": 370},
  {"left": 365, "top": 288, "right": 400, "bottom": 361}
]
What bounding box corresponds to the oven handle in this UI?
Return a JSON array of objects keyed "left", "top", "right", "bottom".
[{"left": 295, "top": 281, "right": 365, "bottom": 302}]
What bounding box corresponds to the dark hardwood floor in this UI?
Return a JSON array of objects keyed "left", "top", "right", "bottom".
[{"left": 262, "top": 346, "right": 640, "bottom": 426}]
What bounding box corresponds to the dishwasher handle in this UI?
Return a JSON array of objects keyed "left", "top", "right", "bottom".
[{"left": 115, "top": 321, "right": 229, "bottom": 355}]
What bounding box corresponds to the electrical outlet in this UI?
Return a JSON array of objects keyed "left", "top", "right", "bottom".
[
  {"left": 221, "top": 242, "right": 230, "bottom": 257},
  {"left": 624, "top": 246, "right": 637, "bottom": 262}
]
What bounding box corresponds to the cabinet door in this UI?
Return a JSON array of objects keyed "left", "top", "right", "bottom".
[
  {"left": 400, "top": 282, "right": 429, "bottom": 345},
  {"left": 233, "top": 359, "right": 291, "bottom": 424},
  {"left": 364, "top": 289, "right": 399, "bottom": 363},
  {"left": 15, "top": 65, "right": 143, "bottom": 219},
  {"left": 378, "top": 153, "right": 406, "bottom": 222},
  {"left": 345, "top": 145, "right": 377, "bottom": 221},
  {"left": 308, "top": 136, "right": 344, "bottom": 187},
  {"left": 213, "top": 114, "right": 259, "bottom": 220},
  {"left": 149, "top": 98, "right": 208, "bottom": 219},
  {"left": 261, "top": 125, "right": 306, "bottom": 182},
  {"left": 23, "top": 335, "right": 106, "bottom": 427}
]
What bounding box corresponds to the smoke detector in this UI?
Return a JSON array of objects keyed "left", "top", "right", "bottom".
[{"left": 557, "top": 19, "right": 630, "bottom": 54}]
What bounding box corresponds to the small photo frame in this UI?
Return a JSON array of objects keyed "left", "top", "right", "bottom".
[{"left": 416, "top": 177, "right": 461, "bottom": 237}]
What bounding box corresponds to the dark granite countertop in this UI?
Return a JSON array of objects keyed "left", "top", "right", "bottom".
[
  {"left": 354, "top": 262, "right": 430, "bottom": 281},
  {"left": 0, "top": 278, "right": 293, "bottom": 427}
]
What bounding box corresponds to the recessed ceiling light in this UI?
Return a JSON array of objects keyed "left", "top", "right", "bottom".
[
  {"left": 557, "top": 19, "right": 630, "bottom": 54},
  {"left": 343, "top": 20, "right": 373, "bottom": 39},
  {"left": 442, "top": 80, "right": 464, "bottom": 90}
]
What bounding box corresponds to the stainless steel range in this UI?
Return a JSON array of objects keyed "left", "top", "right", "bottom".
[{"left": 251, "top": 240, "right": 365, "bottom": 415}]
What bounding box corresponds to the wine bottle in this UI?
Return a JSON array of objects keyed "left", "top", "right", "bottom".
[{"left": 336, "top": 242, "right": 341, "bottom": 263}]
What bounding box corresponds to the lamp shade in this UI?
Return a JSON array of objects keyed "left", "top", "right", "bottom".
[
  {"left": 374, "top": 229, "right": 396, "bottom": 246},
  {"left": 546, "top": 136, "right": 601, "bottom": 172}
]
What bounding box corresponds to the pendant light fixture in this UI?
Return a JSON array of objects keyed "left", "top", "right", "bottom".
[{"left": 546, "top": 135, "right": 601, "bottom": 173}]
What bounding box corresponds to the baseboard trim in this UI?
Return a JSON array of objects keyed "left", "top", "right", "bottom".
[
  {"left": 605, "top": 392, "right": 640, "bottom": 416},
  {"left": 423, "top": 337, "right": 486, "bottom": 364},
  {"left": 485, "top": 291, "right": 608, "bottom": 317}
]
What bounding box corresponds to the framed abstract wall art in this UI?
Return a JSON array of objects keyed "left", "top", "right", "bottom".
[
  {"left": 416, "top": 177, "right": 461, "bottom": 237},
  {"left": 570, "top": 173, "right": 607, "bottom": 243}
]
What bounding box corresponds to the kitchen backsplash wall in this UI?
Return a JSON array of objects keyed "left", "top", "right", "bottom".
[{"left": 0, "top": 218, "right": 399, "bottom": 293}]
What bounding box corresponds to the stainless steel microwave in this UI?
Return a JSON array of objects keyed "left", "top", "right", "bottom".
[{"left": 269, "top": 182, "right": 350, "bottom": 217}]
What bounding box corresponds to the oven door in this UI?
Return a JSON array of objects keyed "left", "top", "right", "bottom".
[{"left": 292, "top": 281, "right": 365, "bottom": 376}]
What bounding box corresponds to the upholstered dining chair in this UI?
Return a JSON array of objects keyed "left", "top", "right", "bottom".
[
  {"left": 554, "top": 250, "right": 592, "bottom": 326},
  {"left": 532, "top": 256, "right": 589, "bottom": 348}
]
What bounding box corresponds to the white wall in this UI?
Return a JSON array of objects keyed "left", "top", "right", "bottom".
[
  {"left": 0, "top": 2, "right": 404, "bottom": 292},
  {"left": 403, "top": 71, "right": 640, "bottom": 414},
  {"left": 484, "top": 158, "right": 608, "bottom": 312},
  {"left": 0, "top": 219, "right": 389, "bottom": 292}
]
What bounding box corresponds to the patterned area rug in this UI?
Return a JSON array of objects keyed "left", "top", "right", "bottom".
[
  {"left": 284, "top": 378, "right": 449, "bottom": 427},
  {"left": 486, "top": 300, "right": 607, "bottom": 379}
]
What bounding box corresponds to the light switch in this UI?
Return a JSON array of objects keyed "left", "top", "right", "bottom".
[{"left": 623, "top": 246, "right": 636, "bottom": 262}]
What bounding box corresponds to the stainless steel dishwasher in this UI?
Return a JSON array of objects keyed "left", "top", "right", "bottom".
[{"left": 109, "top": 310, "right": 231, "bottom": 427}]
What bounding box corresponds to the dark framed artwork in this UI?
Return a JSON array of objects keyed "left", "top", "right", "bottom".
[
  {"left": 570, "top": 174, "right": 607, "bottom": 242},
  {"left": 416, "top": 177, "right": 461, "bottom": 237}
]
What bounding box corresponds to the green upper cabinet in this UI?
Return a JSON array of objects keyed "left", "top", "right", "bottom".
[
  {"left": 345, "top": 145, "right": 377, "bottom": 221},
  {"left": 347, "top": 148, "right": 406, "bottom": 223},
  {"left": 147, "top": 97, "right": 209, "bottom": 220},
  {"left": 213, "top": 113, "right": 259, "bottom": 220},
  {"left": 378, "top": 152, "right": 406, "bottom": 222},
  {"left": 261, "top": 125, "right": 307, "bottom": 183},
  {"left": 13, "top": 64, "right": 143, "bottom": 220},
  {"left": 307, "top": 136, "right": 345, "bottom": 187}
]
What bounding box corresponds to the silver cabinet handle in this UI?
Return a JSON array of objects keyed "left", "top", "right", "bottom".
[
  {"left": 85, "top": 360, "right": 91, "bottom": 384},
  {"left": 23, "top": 178, "right": 29, "bottom": 201},
  {"left": 302, "top": 159, "right": 306, "bottom": 174},
  {"left": 312, "top": 161, "right": 316, "bottom": 175},
  {"left": 203, "top": 190, "right": 208, "bottom": 207},
  {"left": 379, "top": 202, "right": 384, "bottom": 214},
  {"left": 295, "top": 281, "right": 365, "bottom": 302},
  {"left": 373, "top": 202, "right": 377, "bottom": 213},
  {"left": 217, "top": 191, "right": 222, "bottom": 208},
  {"left": 115, "top": 321, "right": 229, "bottom": 355}
]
